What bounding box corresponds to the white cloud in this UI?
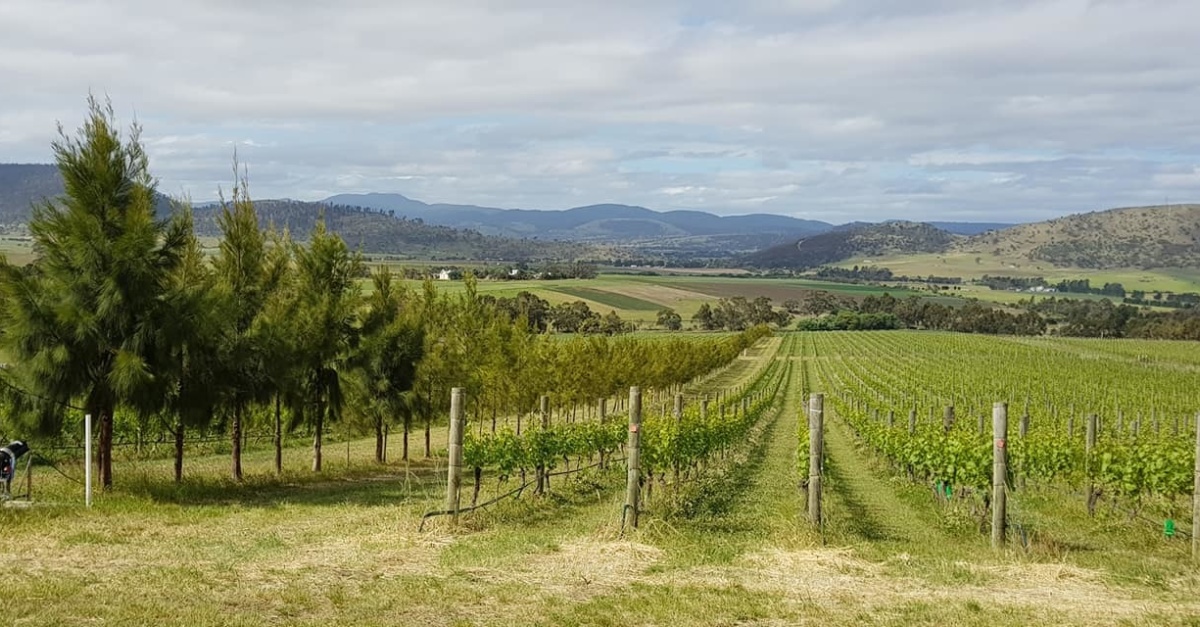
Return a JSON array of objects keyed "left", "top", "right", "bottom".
[{"left": 1, "top": 0, "right": 1199, "bottom": 222}]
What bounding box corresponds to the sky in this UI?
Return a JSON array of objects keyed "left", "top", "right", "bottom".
[{"left": 3, "top": 0, "right": 1200, "bottom": 223}]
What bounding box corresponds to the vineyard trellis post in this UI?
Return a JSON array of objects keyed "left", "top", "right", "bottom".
[
  {"left": 445, "top": 387, "right": 465, "bottom": 522},
  {"left": 992, "top": 402, "right": 1008, "bottom": 549},
  {"left": 1086, "top": 413, "right": 1098, "bottom": 516},
  {"left": 1018, "top": 413, "right": 1030, "bottom": 489},
  {"left": 944, "top": 405, "right": 955, "bottom": 433},
  {"left": 673, "top": 393, "right": 684, "bottom": 486},
  {"left": 808, "top": 393, "right": 824, "bottom": 528},
  {"left": 624, "top": 386, "right": 643, "bottom": 531},
  {"left": 908, "top": 409, "right": 916, "bottom": 435},
  {"left": 1193, "top": 412, "right": 1200, "bottom": 561}
]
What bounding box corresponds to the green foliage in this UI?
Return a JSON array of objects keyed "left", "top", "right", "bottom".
[{"left": 0, "top": 96, "right": 191, "bottom": 486}]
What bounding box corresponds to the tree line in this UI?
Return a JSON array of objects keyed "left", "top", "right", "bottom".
[{"left": 0, "top": 98, "right": 769, "bottom": 489}]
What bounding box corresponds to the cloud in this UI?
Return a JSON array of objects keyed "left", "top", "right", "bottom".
[{"left": 1, "top": 0, "right": 1199, "bottom": 222}]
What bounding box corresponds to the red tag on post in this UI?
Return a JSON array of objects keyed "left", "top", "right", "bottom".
[
  {"left": 629, "top": 425, "right": 639, "bottom": 433},
  {"left": 995, "top": 439, "right": 1006, "bottom": 448}
]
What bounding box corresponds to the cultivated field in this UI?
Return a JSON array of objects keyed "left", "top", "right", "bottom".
[{"left": 8, "top": 331, "right": 1200, "bottom": 625}]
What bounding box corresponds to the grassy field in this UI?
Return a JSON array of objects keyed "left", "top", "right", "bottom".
[
  {"left": 847, "top": 251, "right": 1200, "bottom": 294},
  {"left": 7, "top": 332, "right": 1200, "bottom": 625},
  {"left": 396, "top": 274, "right": 917, "bottom": 325}
]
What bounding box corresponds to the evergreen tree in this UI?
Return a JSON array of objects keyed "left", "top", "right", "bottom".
[
  {"left": 0, "top": 96, "right": 190, "bottom": 489},
  {"left": 211, "top": 170, "right": 287, "bottom": 481},
  {"left": 291, "top": 217, "right": 363, "bottom": 471}
]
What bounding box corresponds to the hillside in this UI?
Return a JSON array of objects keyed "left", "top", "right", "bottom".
[
  {"left": 323, "top": 193, "right": 833, "bottom": 252},
  {"left": 0, "top": 163, "right": 60, "bottom": 225},
  {"left": 744, "top": 221, "right": 959, "bottom": 269},
  {"left": 959, "top": 204, "right": 1200, "bottom": 269},
  {"left": 0, "top": 165, "right": 589, "bottom": 261},
  {"left": 188, "top": 200, "right": 590, "bottom": 261}
]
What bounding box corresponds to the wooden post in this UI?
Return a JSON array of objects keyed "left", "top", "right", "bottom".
[
  {"left": 1068, "top": 416, "right": 1075, "bottom": 438},
  {"left": 908, "top": 409, "right": 917, "bottom": 435},
  {"left": 1086, "top": 413, "right": 1098, "bottom": 516},
  {"left": 701, "top": 399, "right": 709, "bottom": 422},
  {"left": 673, "top": 393, "right": 684, "bottom": 486},
  {"left": 599, "top": 398, "right": 607, "bottom": 423},
  {"left": 808, "top": 393, "right": 824, "bottom": 527},
  {"left": 887, "top": 410, "right": 895, "bottom": 429},
  {"left": 624, "top": 387, "right": 643, "bottom": 530},
  {"left": 977, "top": 413, "right": 985, "bottom": 436},
  {"left": 944, "top": 405, "right": 955, "bottom": 433},
  {"left": 445, "top": 387, "right": 465, "bottom": 521},
  {"left": 1192, "top": 412, "right": 1200, "bottom": 561},
  {"left": 1018, "top": 413, "right": 1030, "bottom": 489},
  {"left": 992, "top": 402, "right": 1008, "bottom": 549},
  {"left": 540, "top": 395, "right": 550, "bottom": 429}
]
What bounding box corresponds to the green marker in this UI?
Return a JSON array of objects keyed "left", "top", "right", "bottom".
[{"left": 1165, "top": 519, "right": 1175, "bottom": 538}]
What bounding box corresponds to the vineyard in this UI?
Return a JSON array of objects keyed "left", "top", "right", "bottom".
[
  {"left": 6, "top": 330, "right": 1200, "bottom": 625},
  {"left": 808, "top": 332, "right": 1200, "bottom": 530}
]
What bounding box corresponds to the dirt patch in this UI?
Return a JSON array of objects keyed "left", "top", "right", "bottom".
[{"left": 599, "top": 283, "right": 715, "bottom": 307}]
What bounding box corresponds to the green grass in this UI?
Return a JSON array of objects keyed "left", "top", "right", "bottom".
[
  {"left": 7, "top": 333, "right": 1200, "bottom": 625},
  {"left": 848, "top": 252, "right": 1200, "bottom": 295}
]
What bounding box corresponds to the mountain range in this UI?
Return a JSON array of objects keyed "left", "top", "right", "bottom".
[{"left": 7, "top": 163, "right": 1196, "bottom": 271}]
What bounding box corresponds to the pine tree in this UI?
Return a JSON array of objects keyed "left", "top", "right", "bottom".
[
  {"left": 351, "top": 268, "right": 424, "bottom": 463},
  {"left": 291, "top": 217, "right": 363, "bottom": 472},
  {"left": 211, "top": 168, "right": 287, "bottom": 481},
  {"left": 0, "top": 96, "right": 190, "bottom": 489}
]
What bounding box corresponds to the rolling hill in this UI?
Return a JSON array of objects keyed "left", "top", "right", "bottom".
[
  {"left": 744, "top": 221, "right": 959, "bottom": 269},
  {"left": 188, "top": 200, "right": 590, "bottom": 261},
  {"left": 323, "top": 193, "right": 834, "bottom": 254},
  {"left": 746, "top": 204, "right": 1200, "bottom": 272},
  {"left": 958, "top": 204, "right": 1200, "bottom": 269}
]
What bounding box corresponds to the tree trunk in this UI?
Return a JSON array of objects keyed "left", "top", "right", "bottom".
[
  {"left": 375, "top": 414, "right": 385, "bottom": 464},
  {"left": 232, "top": 403, "right": 244, "bottom": 482},
  {"left": 100, "top": 411, "right": 113, "bottom": 490},
  {"left": 273, "top": 395, "right": 282, "bottom": 475},
  {"left": 173, "top": 420, "right": 185, "bottom": 484},
  {"left": 313, "top": 393, "right": 325, "bottom": 472},
  {"left": 403, "top": 414, "right": 410, "bottom": 461},
  {"left": 424, "top": 415, "right": 431, "bottom": 459}
]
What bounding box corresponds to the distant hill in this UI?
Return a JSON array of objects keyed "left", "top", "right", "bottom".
[
  {"left": 958, "top": 205, "right": 1200, "bottom": 269},
  {"left": 189, "top": 200, "right": 590, "bottom": 262},
  {"left": 0, "top": 163, "right": 1022, "bottom": 260},
  {"left": 745, "top": 221, "right": 959, "bottom": 269},
  {"left": 323, "top": 193, "right": 833, "bottom": 253},
  {"left": 0, "top": 164, "right": 60, "bottom": 225},
  {"left": 0, "top": 165, "right": 589, "bottom": 261},
  {"left": 929, "top": 221, "right": 1014, "bottom": 236}
]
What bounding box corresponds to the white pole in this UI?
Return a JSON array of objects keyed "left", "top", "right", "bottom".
[{"left": 84, "top": 413, "right": 92, "bottom": 508}]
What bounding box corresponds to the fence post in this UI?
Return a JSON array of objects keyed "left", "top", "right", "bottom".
[
  {"left": 992, "top": 402, "right": 1008, "bottom": 549},
  {"left": 808, "top": 393, "right": 824, "bottom": 527},
  {"left": 944, "top": 405, "right": 955, "bottom": 433},
  {"left": 445, "top": 387, "right": 465, "bottom": 521},
  {"left": 908, "top": 409, "right": 917, "bottom": 435},
  {"left": 624, "top": 387, "right": 643, "bottom": 530}
]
